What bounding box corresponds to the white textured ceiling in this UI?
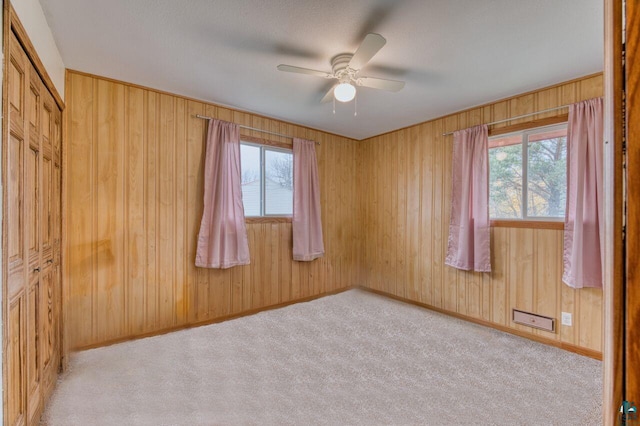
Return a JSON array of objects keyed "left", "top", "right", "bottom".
[{"left": 40, "top": 0, "right": 603, "bottom": 140}]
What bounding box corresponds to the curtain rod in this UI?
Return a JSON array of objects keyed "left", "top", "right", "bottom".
[
  {"left": 441, "top": 105, "right": 570, "bottom": 136},
  {"left": 195, "top": 114, "right": 320, "bottom": 145}
]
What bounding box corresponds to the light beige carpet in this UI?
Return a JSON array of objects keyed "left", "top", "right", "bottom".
[{"left": 43, "top": 289, "right": 602, "bottom": 425}]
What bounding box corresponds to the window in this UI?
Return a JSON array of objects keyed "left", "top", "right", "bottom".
[
  {"left": 240, "top": 142, "right": 293, "bottom": 217},
  {"left": 489, "top": 123, "right": 567, "bottom": 220}
]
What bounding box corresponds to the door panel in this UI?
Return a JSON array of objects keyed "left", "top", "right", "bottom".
[
  {"left": 41, "top": 267, "right": 58, "bottom": 397},
  {"left": 8, "top": 298, "right": 26, "bottom": 426},
  {"left": 28, "top": 64, "right": 40, "bottom": 147},
  {"left": 42, "top": 155, "right": 52, "bottom": 262},
  {"left": 9, "top": 57, "right": 23, "bottom": 117},
  {"left": 53, "top": 163, "right": 61, "bottom": 254},
  {"left": 8, "top": 33, "right": 26, "bottom": 133},
  {"left": 53, "top": 111, "right": 61, "bottom": 164},
  {"left": 7, "top": 133, "right": 25, "bottom": 302},
  {"left": 26, "top": 279, "right": 39, "bottom": 397},
  {"left": 26, "top": 146, "right": 39, "bottom": 267},
  {"left": 28, "top": 86, "right": 38, "bottom": 131},
  {"left": 41, "top": 269, "right": 53, "bottom": 369},
  {"left": 42, "top": 103, "right": 51, "bottom": 152},
  {"left": 7, "top": 134, "right": 24, "bottom": 265}
]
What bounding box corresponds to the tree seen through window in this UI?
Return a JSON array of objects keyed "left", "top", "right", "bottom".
[{"left": 489, "top": 124, "right": 567, "bottom": 220}]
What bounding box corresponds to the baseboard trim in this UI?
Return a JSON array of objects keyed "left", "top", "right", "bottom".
[
  {"left": 75, "top": 286, "right": 355, "bottom": 352},
  {"left": 76, "top": 285, "right": 602, "bottom": 361},
  {"left": 358, "top": 287, "right": 603, "bottom": 361}
]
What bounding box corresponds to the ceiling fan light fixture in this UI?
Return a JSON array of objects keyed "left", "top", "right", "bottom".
[
  {"left": 334, "top": 82, "right": 356, "bottom": 102},
  {"left": 277, "top": 33, "right": 404, "bottom": 106}
]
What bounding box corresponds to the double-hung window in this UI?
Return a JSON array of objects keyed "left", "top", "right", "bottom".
[
  {"left": 240, "top": 142, "right": 293, "bottom": 217},
  {"left": 488, "top": 123, "right": 567, "bottom": 221}
]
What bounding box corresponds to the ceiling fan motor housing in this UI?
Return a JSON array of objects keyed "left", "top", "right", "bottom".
[{"left": 331, "top": 54, "right": 356, "bottom": 82}]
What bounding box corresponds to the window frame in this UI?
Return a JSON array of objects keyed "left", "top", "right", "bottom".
[
  {"left": 240, "top": 139, "right": 293, "bottom": 221},
  {"left": 488, "top": 121, "right": 568, "bottom": 226}
]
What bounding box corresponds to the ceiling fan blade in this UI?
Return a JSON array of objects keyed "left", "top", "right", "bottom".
[
  {"left": 277, "top": 64, "right": 333, "bottom": 78},
  {"left": 358, "top": 76, "right": 405, "bottom": 92},
  {"left": 348, "top": 33, "right": 386, "bottom": 70},
  {"left": 321, "top": 85, "right": 337, "bottom": 103}
]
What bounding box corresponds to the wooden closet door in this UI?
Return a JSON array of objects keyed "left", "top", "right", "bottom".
[
  {"left": 4, "top": 12, "right": 64, "bottom": 426},
  {"left": 40, "top": 89, "right": 57, "bottom": 396},
  {"left": 25, "top": 59, "right": 43, "bottom": 423},
  {"left": 6, "top": 31, "right": 28, "bottom": 426},
  {"left": 5, "top": 30, "right": 64, "bottom": 426}
]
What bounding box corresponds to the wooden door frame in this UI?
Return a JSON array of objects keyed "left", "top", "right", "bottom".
[
  {"left": 624, "top": 0, "right": 640, "bottom": 415},
  {"left": 603, "top": 0, "right": 628, "bottom": 424},
  {"left": 2, "top": 2, "right": 12, "bottom": 423}
]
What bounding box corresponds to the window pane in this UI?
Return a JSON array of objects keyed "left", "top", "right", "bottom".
[
  {"left": 489, "top": 143, "right": 523, "bottom": 219},
  {"left": 264, "top": 149, "right": 293, "bottom": 215},
  {"left": 240, "top": 144, "right": 261, "bottom": 216},
  {"left": 527, "top": 130, "right": 567, "bottom": 218}
]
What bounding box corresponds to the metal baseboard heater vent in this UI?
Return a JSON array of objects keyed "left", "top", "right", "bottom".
[{"left": 512, "top": 309, "right": 555, "bottom": 332}]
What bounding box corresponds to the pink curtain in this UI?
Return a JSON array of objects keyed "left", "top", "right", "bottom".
[
  {"left": 445, "top": 125, "right": 491, "bottom": 272},
  {"left": 195, "top": 119, "right": 250, "bottom": 268},
  {"left": 563, "top": 98, "right": 603, "bottom": 288},
  {"left": 292, "top": 138, "right": 324, "bottom": 261}
]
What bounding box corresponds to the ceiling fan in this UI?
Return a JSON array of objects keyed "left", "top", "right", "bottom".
[{"left": 277, "top": 33, "right": 405, "bottom": 104}]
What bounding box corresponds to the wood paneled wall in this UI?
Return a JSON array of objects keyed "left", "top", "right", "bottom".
[
  {"left": 357, "top": 74, "right": 604, "bottom": 354},
  {"left": 66, "top": 70, "right": 604, "bottom": 355},
  {"left": 65, "top": 71, "right": 359, "bottom": 349}
]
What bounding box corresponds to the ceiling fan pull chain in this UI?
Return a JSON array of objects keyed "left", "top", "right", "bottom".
[{"left": 333, "top": 96, "right": 336, "bottom": 115}]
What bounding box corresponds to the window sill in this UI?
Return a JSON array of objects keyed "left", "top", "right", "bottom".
[
  {"left": 490, "top": 220, "right": 564, "bottom": 230},
  {"left": 245, "top": 217, "right": 292, "bottom": 224}
]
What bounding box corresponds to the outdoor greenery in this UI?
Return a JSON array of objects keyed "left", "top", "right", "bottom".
[
  {"left": 489, "top": 135, "right": 567, "bottom": 219},
  {"left": 527, "top": 137, "right": 567, "bottom": 217},
  {"left": 489, "top": 144, "right": 523, "bottom": 218}
]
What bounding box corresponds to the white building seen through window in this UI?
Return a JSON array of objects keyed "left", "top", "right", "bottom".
[{"left": 240, "top": 142, "right": 293, "bottom": 217}]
